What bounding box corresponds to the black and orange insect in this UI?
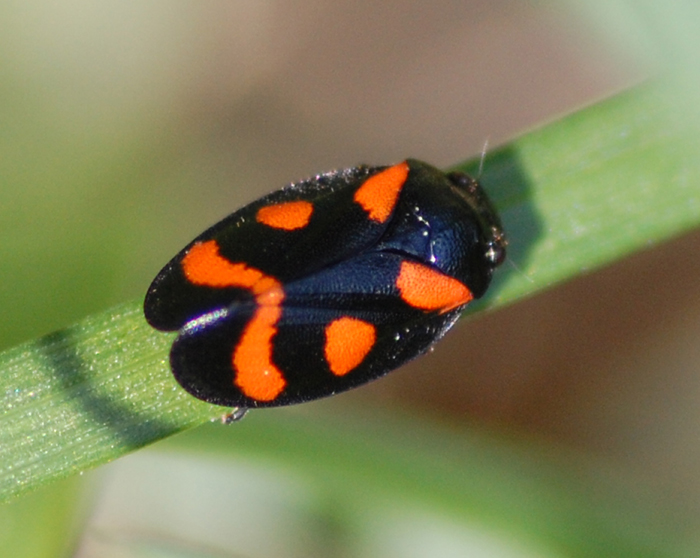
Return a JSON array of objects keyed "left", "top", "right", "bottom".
[{"left": 144, "top": 159, "right": 506, "bottom": 409}]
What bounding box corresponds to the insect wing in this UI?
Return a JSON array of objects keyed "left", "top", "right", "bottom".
[
  {"left": 170, "top": 252, "right": 470, "bottom": 408},
  {"left": 145, "top": 163, "right": 410, "bottom": 332}
]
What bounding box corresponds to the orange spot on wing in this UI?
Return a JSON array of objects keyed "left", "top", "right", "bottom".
[
  {"left": 396, "top": 261, "right": 473, "bottom": 313},
  {"left": 354, "top": 161, "right": 409, "bottom": 223},
  {"left": 181, "top": 240, "right": 279, "bottom": 295},
  {"left": 182, "top": 240, "right": 288, "bottom": 402},
  {"left": 233, "top": 298, "right": 286, "bottom": 401},
  {"left": 324, "top": 317, "right": 376, "bottom": 376},
  {"left": 256, "top": 200, "right": 313, "bottom": 230}
]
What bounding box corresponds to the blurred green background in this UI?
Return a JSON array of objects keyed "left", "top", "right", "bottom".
[{"left": 2, "top": 1, "right": 700, "bottom": 557}]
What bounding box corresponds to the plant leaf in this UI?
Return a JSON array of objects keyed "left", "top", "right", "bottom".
[{"left": 1, "top": 82, "right": 699, "bottom": 503}]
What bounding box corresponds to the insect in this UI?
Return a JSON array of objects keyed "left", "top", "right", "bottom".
[{"left": 144, "top": 159, "right": 506, "bottom": 410}]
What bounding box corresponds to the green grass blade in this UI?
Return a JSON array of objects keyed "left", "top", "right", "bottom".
[
  {"left": 1, "top": 81, "right": 699, "bottom": 503},
  {"left": 0, "top": 304, "right": 220, "bottom": 502},
  {"left": 464, "top": 83, "right": 700, "bottom": 310}
]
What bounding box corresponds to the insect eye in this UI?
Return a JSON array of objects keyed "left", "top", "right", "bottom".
[{"left": 484, "top": 236, "right": 507, "bottom": 267}]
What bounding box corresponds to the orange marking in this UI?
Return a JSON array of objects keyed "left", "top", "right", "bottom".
[
  {"left": 396, "top": 261, "right": 473, "bottom": 313},
  {"left": 324, "top": 317, "right": 376, "bottom": 376},
  {"left": 233, "top": 298, "right": 286, "bottom": 401},
  {"left": 354, "top": 161, "right": 409, "bottom": 223},
  {"left": 256, "top": 200, "right": 313, "bottom": 230},
  {"left": 181, "top": 240, "right": 279, "bottom": 295},
  {"left": 181, "top": 240, "right": 287, "bottom": 402}
]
